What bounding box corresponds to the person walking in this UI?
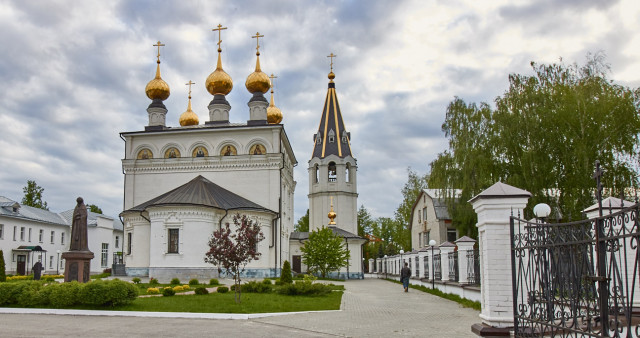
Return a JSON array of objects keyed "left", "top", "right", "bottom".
[{"left": 400, "top": 262, "right": 411, "bottom": 292}]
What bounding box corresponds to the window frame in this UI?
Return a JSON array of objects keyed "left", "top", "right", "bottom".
[{"left": 167, "top": 228, "right": 179, "bottom": 254}]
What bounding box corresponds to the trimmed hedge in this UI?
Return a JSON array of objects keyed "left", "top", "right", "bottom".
[
  {"left": 188, "top": 279, "right": 199, "bottom": 286},
  {"left": 162, "top": 287, "right": 176, "bottom": 296},
  {"left": 209, "top": 278, "right": 219, "bottom": 285},
  {"left": 217, "top": 286, "right": 229, "bottom": 293},
  {"left": 241, "top": 281, "right": 272, "bottom": 293},
  {"left": 170, "top": 278, "right": 181, "bottom": 285},
  {"left": 275, "top": 281, "right": 332, "bottom": 296},
  {"left": 194, "top": 287, "right": 209, "bottom": 295}
]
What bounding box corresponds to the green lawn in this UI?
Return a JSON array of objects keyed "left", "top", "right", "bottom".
[{"left": 109, "top": 291, "right": 343, "bottom": 313}]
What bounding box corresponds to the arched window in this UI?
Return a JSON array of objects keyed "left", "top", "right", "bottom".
[
  {"left": 315, "top": 164, "right": 319, "bottom": 183},
  {"left": 137, "top": 149, "right": 153, "bottom": 159},
  {"left": 345, "top": 164, "right": 350, "bottom": 183},
  {"left": 192, "top": 146, "right": 208, "bottom": 157},
  {"left": 328, "top": 162, "right": 337, "bottom": 182},
  {"left": 328, "top": 129, "right": 335, "bottom": 143},
  {"left": 164, "top": 148, "right": 180, "bottom": 158}
]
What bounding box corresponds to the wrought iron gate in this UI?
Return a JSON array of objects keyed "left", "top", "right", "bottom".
[{"left": 510, "top": 201, "right": 640, "bottom": 337}]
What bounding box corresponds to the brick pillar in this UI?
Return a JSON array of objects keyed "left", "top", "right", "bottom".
[
  {"left": 456, "top": 236, "right": 476, "bottom": 285},
  {"left": 470, "top": 182, "right": 530, "bottom": 335},
  {"left": 368, "top": 258, "right": 374, "bottom": 273}
]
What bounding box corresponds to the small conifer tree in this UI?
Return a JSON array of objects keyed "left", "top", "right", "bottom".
[
  {"left": 0, "top": 250, "right": 6, "bottom": 282},
  {"left": 281, "top": 260, "right": 293, "bottom": 284}
]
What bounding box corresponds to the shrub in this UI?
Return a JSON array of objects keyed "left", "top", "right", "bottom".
[
  {"left": 162, "top": 287, "right": 175, "bottom": 296},
  {"left": 149, "top": 277, "right": 159, "bottom": 285},
  {"left": 281, "top": 260, "right": 293, "bottom": 284},
  {"left": 0, "top": 250, "right": 6, "bottom": 282},
  {"left": 0, "top": 282, "right": 21, "bottom": 305},
  {"left": 7, "top": 275, "right": 34, "bottom": 281},
  {"left": 170, "top": 278, "right": 180, "bottom": 285},
  {"left": 43, "top": 276, "right": 55, "bottom": 282},
  {"left": 195, "top": 287, "right": 209, "bottom": 295},
  {"left": 147, "top": 287, "right": 160, "bottom": 295},
  {"left": 275, "top": 280, "right": 331, "bottom": 296},
  {"left": 182, "top": 285, "right": 190, "bottom": 290},
  {"left": 79, "top": 279, "right": 137, "bottom": 306},
  {"left": 132, "top": 277, "right": 141, "bottom": 284},
  {"left": 209, "top": 278, "right": 219, "bottom": 285},
  {"left": 241, "top": 280, "right": 271, "bottom": 293},
  {"left": 274, "top": 279, "right": 283, "bottom": 286},
  {"left": 48, "top": 282, "right": 81, "bottom": 307},
  {"left": 229, "top": 284, "right": 241, "bottom": 292},
  {"left": 173, "top": 286, "right": 184, "bottom": 292},
  {"left": 16, "top": 281, "right": 48, "bottom": 307},
  {"left": 217, "top": 286, "right": 229, "bottom": 293},
  {"left": 262, "top": 279, "right": 272, "bottom": 285},
  {"left": 188, "top": 279, "right": 199, "bottom": 286}
]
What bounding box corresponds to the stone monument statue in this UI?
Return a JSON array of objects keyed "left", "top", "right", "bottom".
[{"left": 62, "top": 197, "right": 94, "bottom": 283}]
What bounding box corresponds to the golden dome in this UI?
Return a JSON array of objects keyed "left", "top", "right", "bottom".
[
  {"left": 328, "top": 71, "right": 335, "bottom": 82},
  {"left": 267, "top": 90, "right": 283, "bottom": 124},
  {"left": 245, "top": 53, "right": 270, "bottom": 94},
  {"left": 145, "top": 62, "right": 170, "bottom": 100},
  {"left": 179, "top": 96, "right": 199, "bottom": 126},
  {"left": 205, "top": 50, "right": 233, "bottom": 95},
  {"left": 328, "top": 203, "right": 337, "bottom": 225}
]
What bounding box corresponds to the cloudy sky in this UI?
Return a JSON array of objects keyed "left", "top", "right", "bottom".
[{"left": 0, "top": 0, "right": 639, "bottom": 220}]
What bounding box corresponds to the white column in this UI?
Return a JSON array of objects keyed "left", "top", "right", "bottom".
[
  {"left": 439, "top": 243, "right": 455, "bottom": 282},
  {"left": 368, "top": 258, "right": 374, "bottom": 273},
  {"left": 418, "top": 250, "right": 427, "bottom": 279},
  {"left": 471, "top": 182, "right": 530, "bottom": 329},
  {"left": 456, "top": 236, "right": 477, "bottom": 285}
]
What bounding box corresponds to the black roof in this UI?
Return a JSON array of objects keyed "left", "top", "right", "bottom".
[
  {"left": 290, "top": 226, "right": 363, "bottom": 240},
  {"left": 311, "top": 81, "right": 353, "bottom": 159},
  {"left": 122, "top": 175, "right": 275, "bottom": 215}
]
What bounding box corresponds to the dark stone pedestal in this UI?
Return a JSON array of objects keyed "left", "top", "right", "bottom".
[
  {"left": 471, "top": 323, "right": 512, "bottom": 337},
  {"left": 61, "top": 251, "right": 94, "bottom": 283}
]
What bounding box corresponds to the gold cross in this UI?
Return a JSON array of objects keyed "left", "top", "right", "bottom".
[
  {"left": 185, "top": 80, "right": 195, "bottom": 97},
  {"left": 269, "top": 73, "right": 278, "bottom": 89},
  {"left": 330, "top": 196, "right": 334, "bottom": 207},
  {"left": 212, "top": 24, "right": 227, "bottom": 51},
  {"left": 153, "top": 41, "right": 165, "bottom": 62},
  {"left": 327, "top": 53, "right": 337, "bottom": 72},
  {"left": 252, "top": 32, "right": 264, "bottom": 53}
]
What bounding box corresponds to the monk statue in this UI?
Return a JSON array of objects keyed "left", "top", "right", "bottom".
[{"left": 70, "top": 197, "right": 89, "bottom": 251}]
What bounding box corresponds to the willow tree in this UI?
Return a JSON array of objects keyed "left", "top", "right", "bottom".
[{"left": 429, "top": 53, "right": 640, "bottom": 237}]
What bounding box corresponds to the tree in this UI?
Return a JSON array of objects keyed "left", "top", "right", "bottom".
[
  {"left": 88, "top": 204, "right": 103, "bottom": 214},
  {"left": 300, "top": 226, "right": 350, "bottom": 278},
  {"left": 294, "top": 209, "right": 309, "bottom": 232},
  {"left": 429, "top": 53, "right": 640, "bottom": 237},
  {"left": 22, "top": 180, "right": 49, "bottom": 210},
  {"left": 357, "top": 205, "right": 375, "bottom": 237},
  {"left": 281, "top": 260, "right": 293, "bottom": 284},
  {"left": 0, "top": 250, "right": 5, "bottom": 282},
  {"left": 204, "top": 214, "right": 264, "bottom": 303},
  {"left": 391, "top": 168, "right": 428, "bottom": 250}
]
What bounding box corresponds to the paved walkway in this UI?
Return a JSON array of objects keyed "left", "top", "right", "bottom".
[{"left": 0, "top": 278, "right": 480, "bottom": 337}]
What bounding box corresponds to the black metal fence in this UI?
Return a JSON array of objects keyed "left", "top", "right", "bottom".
[
  {"left": 433, "top": 254, "right": 442, "bottom": 280},
  {"left": 510, "top": 202, "right": 640, "bottom": 337},
  {"left": 448, "top": 251, "right": 459, "bottom": 282},
  {"left": 467, "top": 249, "right": 481, "bottom": 285},
  {"left": 424, "top": 256, "right": 430, "bottom": 278}
]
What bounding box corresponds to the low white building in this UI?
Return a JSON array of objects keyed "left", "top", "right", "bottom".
[{"left": 0, "top": 196, "right": 123, "bottom": 275}]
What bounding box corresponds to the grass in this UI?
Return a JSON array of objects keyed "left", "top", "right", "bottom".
[
  {"left": 102, "top": 291, "right": 342, "bottom": 313},
  {"left": 388, "top": 279, "right": 481, "bottom": 311}
]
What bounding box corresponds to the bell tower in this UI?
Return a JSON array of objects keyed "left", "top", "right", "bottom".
[{"left": 308, "top": 54, "right": 358, "bottom": 234}]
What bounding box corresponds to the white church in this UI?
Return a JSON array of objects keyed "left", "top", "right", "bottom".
[{"left": 120, "top": 28, "right": 364, "bottom": 281}]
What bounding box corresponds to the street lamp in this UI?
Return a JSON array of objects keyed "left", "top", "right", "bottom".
[
  {"left": 384, "top": 255, "right": 388, "bottom": 280},
  {"left": 534, "top": 203, "right": 551, "bottom": 222},
  {"left": 399, "top": 249, "right": 404, "bottom": 274},
  {"left": 56, "top": 250, "right": 61, "bottom": 275},
  {"left": 429, "top": 240, "right": 436, "bottom": 290}
]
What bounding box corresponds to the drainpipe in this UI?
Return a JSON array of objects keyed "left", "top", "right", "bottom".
[{"left": 345, "top": 237, "right": 349, "bottom": 280}]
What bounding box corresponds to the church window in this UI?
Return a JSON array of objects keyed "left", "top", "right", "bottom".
[
  {"left": 314, "top": 133, "right": 322, "bottom": 145},
  {"left": 221, "top": 145, "right": 237, "bottom": 156},
  {"left": 101, "top": 243, "right": 109, "bottom": 268},
  {"left": 342, "top": 130, "right": 348, "bottom": 143},
  {"left": 345, "top": 164, "right": 350, "bottom": 183},
  {"left": 192, "top": 146, "right": 208, "bottom": 158},
  {"left": 164, "top": 147, "right": 181, "bottom": 158},
  {"left": 315, "top": 165, "right": 319, "bottom": 183},
  {"left": 168, "top": 229, "right": 179, "bottom": 253},
  {"left": 39, "top": 229, "right": 43, "bottom": 243},
  {"left": 328, "top": 162, "right": 337, "bottom": 182},
  {"left": 328, "top": 129, "right": 335, "bottom": 143},
  {"left": 127, "top": 232, "right": 132, "bottom": 255},
  {"left": 250, "top": 144, "right": 266, "bottom": 155},
  {"left": 137, "top": 149, "right": 153, "bottom": 160}
]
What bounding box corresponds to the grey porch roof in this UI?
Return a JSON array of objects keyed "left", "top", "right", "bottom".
[
  {"left": 311, "top": 80, "right": 353, "bottom": 159},
  {"left": 123, "top": 175, "right": 275, "bottom": 215},
  {"left": 290, "top": 226, "right": 364, "bottom": 241},
  {"left": 468, "top": 182, "right": 531, "bottom": 203}
]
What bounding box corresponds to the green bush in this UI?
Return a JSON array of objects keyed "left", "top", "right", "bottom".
[
  {"left": 194, "top": 287, "right": 209, "bottom": 295},
  {"left": 275, "top": 281, "right": 331, "bottom": 296},
  {"left": 0, "top": 282, "right": 20, "bottom": 305},
  {"left": 43, "top": 276, "right": 55, "bottom": 282},
  {"left": 217, "top": 286, "right": 229, "bottom": 293},
  {"left": 209, "top": 278, "right": 219, "bottom": 285},
  {"left": 17, "top": 281, "right": 47, "bottom": 307},
  {"left": 132, "top": 277, "right": 141, "bottom": 284},
  {"left": 48, "top": 282, "right": 81, "bottom": 307},
  {"left": 162, "top": 287, "right": 176, "bottom": 296},
  {"left": 79, "top": 279, "right": 137, "bottom": 306},
  {"left": 149, "top": 277, "right": 159, "bottom": 285},
  {"left": 0, "top": 250, "right": 6, "bottom": 282},
  {"left": 274, "top": 279, "right": 283, "bottom": 286},
  {"left": 281, "top": 260, "right": 293, "bottom": 284},
  {"left": 188, "top": 279, "right": 199, "bottom": 286},
  {"left": 170, "top": 278, "right": 180, "bottom": 285},
  {"left": 261, "top": 279, "right": 272, "bottom": 285},
  {"left": 241, "top": 281, "right": 272, "bottom": 293}
]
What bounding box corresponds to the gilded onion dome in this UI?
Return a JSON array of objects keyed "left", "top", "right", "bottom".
[
  {"left": 328, "top": 202, "right": 337, "bottom": 225},
  {"left": 205, "top": 48, "right": 233, "bottom": 95},
  {"left": 179, "top": 81, "right": 199, "bottom": 126},
  {"left": 245, "top": 32, "right": 270, "bottom": 94},
  {"left": 145, "top": 61, "right": 170, "bottom": 100},
  {"left": 267, "top": 74, "right": 282, "bottom": 124}
]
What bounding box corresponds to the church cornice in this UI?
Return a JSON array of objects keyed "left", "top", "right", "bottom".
[{"left": 122, "top": 155, "right": 283, "bottom": 174}]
